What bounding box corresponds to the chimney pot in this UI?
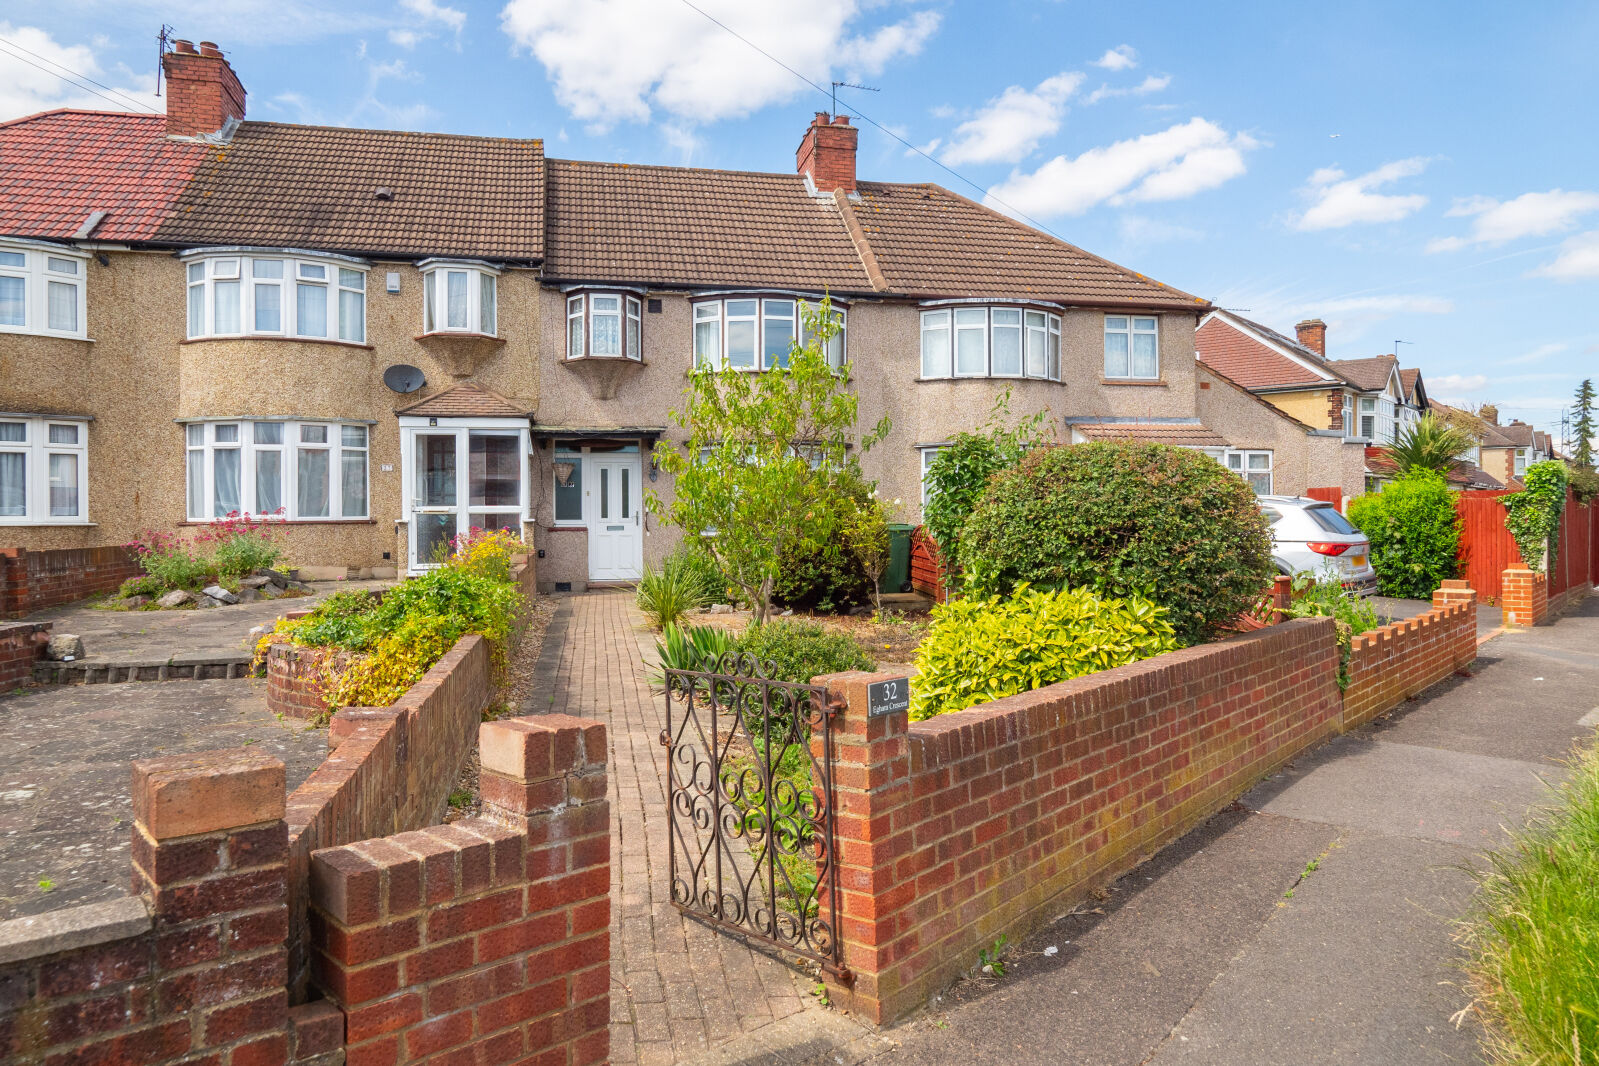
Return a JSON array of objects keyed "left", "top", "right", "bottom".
[
  {"left": 797, "top": 111, "right": 859, "bottom": 195},
  {"left": 832, "top": 114, "right": 851, "bottom": 126},
  {"left": 1294, "top": 318, "right": 1327, "bottom": 357},
  {"left": 172, "top": 39, "right": 196, "bottom": 54},
  {"left": 198, "top": 41, "right": 222, "bottom": 57}
]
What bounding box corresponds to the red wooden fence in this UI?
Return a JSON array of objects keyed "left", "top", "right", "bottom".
[
  {"left": 1305, "top": 487, "right": 1344, "bottom": 512},
  {"left": 1455, "top": 489, "right": 1596, "bottom": 604},
  {"left": 909, "top": 526, "right": 949, "bottom": 604}
]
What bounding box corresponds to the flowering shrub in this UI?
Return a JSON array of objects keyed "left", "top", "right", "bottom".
[
  {"left": 260, "top": 531, "right": 526, "bottom": 711},
  {"left": 126, "top": 512, "right": 283, "bottom": 593}
]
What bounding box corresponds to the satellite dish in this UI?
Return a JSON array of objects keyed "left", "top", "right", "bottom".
[{"left": 383, "top": 364, "right": 426, "bottom": 394}]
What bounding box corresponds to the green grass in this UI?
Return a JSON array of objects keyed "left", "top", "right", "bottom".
[{"left": 1460, "top": 737, "right": 1599, "bottom": 1065}]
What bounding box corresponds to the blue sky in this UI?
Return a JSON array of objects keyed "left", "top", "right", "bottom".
[{"left": 4, "top": 0, "right": 1597, "bottom": 445}]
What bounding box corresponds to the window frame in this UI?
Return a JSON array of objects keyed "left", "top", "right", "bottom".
[
  {"left": 564, "top": 289, "right": 644, "bottom": 361},
  {"left": 418, "top": 259, "right": 500, "bottom": 338},
  {"left": 691, "top": 293, "right": 847, "bottom": 372},
  {"left": 1221, "top": 448, "right": 1273, "bottom": 495},
  {"left": 0, "top": 416, "right": 91, "bottom": 525},
  {"left": 0, "top": 239, "right": 89, "bottom": 340},
  {"left": 919, "top": 304, "right": 1062, "bottom": 382},
  {"left": 182, "top": 249, "right": 368, "bottom": 343},
  {"left": 1103, "top": 313, "right": 1161, "bottom": 380},
  {"left": 182, "top": 419, "right": 371, "bottom": 522},
  {"left": 919, "top": 445, "right": 949, "bottom": 508}
]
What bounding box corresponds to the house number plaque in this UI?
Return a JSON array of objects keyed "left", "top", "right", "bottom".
[{"left": 867, "top": 677, "right": 910, "bottom": 718}]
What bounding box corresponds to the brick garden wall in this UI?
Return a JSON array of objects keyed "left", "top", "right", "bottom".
[
  {"left": 816, "top": 618, "right": 1346, "bottom": 1023},
  {"left": 0, "top": 620, "right": 50, "bottom": 689},
  {"left": 1342, "top": 580, "right": 1479, "bottom": 730},
  {"left": 0, "top": 545, "right": 141, "bottom": 619},
  {"left": 1501, "top": 568, "right": 1548, "bottom": 627}
]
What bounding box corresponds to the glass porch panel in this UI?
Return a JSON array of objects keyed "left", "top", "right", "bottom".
[
  {"left": 469, "top": 434, "right": 520, "bottom": 507},
  {"left": 415, "top": 433, "right": 457, "bottom": 506},
  {"left": 468, "top": 512, "right": 520, "bottom": 534},
  {"left": 415, "top": 512, "right": 457, "bottom": 565}
]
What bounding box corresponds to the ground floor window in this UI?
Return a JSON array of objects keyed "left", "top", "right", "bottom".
[
  {"left": 1222, "top": 449, "right": 1273, "bottom": 494},
  {"left": 0, "top": 415, "right": 88, "bottom": 523},
  {"left": 184, "top": 419, "right": 369, "bottom": 521}
]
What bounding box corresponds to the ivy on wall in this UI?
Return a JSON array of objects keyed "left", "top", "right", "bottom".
[{"left": 1502, "top": 461, "right": 1569, "bottom": 572}]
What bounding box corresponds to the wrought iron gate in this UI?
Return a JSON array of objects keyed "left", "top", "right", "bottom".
[{"left": 660, "top": 652, "right": 848, "bottom": 978}]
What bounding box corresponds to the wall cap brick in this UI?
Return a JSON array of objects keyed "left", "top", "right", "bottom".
[
  {"left": 133, "top": 749, "right": 287, "bottom": 840},
  {"left": 0, "top": 895, "right": 150, "bottom": 966}
]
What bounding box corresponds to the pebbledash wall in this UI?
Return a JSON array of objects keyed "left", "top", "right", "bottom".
[
  {"left": 814, "top": 579, "right": 1483, "bottom": 1023},
  {"left": 0, "top": 716, "right": 609, "bottom": 1066}
]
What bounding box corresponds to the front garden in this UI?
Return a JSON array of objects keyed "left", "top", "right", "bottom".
[{"left": 108, "top": 513, "right": 314, "bottom": 609}]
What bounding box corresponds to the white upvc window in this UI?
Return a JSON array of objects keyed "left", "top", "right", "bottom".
[
  {"left": 420, "top": 259, "right": 499, "bottom": 336},
  {"left": 1222, "top": 449, "right": 1272, "bottom": 495},
  {"left": 0, "top": 416, "right": 89, "bottom": 524},
  {"left": 919, "top": 445, "right": 949, "bottom": 507},
  {"left": 0, "top": 241, "right": 89, "bottom": 339},
  {"left": 1514, "top": 448, "right": 1528, "bottom": 477},
  {"left": 183, "top": 420, "right": 370, "bottom": 521},
  {"left": 692, "top": 295, "right": 846, "bottom": 371},
  {"left": 920, "top": 305, "right": 1061, "bottom": 381},
  {"left": 184, "top": 250, "right": 367, "bottom": 342},
  {"left": 1104, "top": 314, "right": 1159, "bottom": 379},
  {"left": 564, "top": 291, "right": 643, "bottom": 360}
]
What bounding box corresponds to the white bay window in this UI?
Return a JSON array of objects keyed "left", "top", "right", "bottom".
[
  {"left": 184, "top": 250, "right": 366, "bottom": 343},
  {"left": 693, "top": 294, "right": 845, "bottom": 371},
  {"left": 0, "top": 416, "right": 89, "bottom": 524},
  {"left": 184, "top": 420, "right": 369, "bottom": 521},
  {"left": 565, "top": 291, "right": 643, "bottom": 360},
  {"left": 421, "top": 260, "right": 498, "bottom": 336},
  {"left": 920, "top": 304, "right": 1060, "bottom": 381},
  {"left": 0, "top": 240, "right": 88, "bottom": 339}
]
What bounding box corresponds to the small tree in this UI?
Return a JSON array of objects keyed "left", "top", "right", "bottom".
[
  {"left": 840, "top": 491, "right": 893, "bottom": 619},
  {"left": 1573, "top": 378, "right": 1595, "bottom": 469},
  {"left": 1387, "top": 413, "right": 1475, "bottom": 476},
  {"left": 649, "top": 299, "right": 889, "bottom": 624}
]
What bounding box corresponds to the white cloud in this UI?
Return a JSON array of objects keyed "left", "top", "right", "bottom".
[
  {"left": 1294, "top": 158, "right": 1429, "bottom": 230},
  {"left": 0, "top": 23, "right": 163, "bottom": 121},
  {"left": 499, "top": 0, "right": 940, "bottom": 127},
  {"left": 1086, "top": 74, "right": 1170, "bottom": 105},
  {"left": 986, "top": 117, "right": 1256, "bottom": 218},
  {"left": 1093, "top": 45, "right": 1136, "bottom": 70},
  {"left": 938, "top": 72, "right": 1083, "bottom": 166},
  {"left": 1533, "top": 230, "right": 1599, "bottom": 280},
  {"left": 1428, "top": 189, "right": 1599, "bottom": 252},
  {"left": 388, "top": 28, "right": 422, "bottom": 48},
  {"left": 1430, "top": 373, "right": 1489, "bottom": 393},
  {"left": 400, "top": 0, "right": 466, "bottom": 33},
  {"left": 1508, "top": 342, "right": 1565, "bottom": 365}
]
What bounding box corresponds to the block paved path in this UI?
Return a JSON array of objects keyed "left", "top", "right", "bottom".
[{"left": 524, "top": 592, "right": 879, "bottom": 1066}]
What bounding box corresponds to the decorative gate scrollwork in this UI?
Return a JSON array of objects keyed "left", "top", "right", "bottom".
[{"left": 660, "top": 652, "right": 848, "bottom": 979}]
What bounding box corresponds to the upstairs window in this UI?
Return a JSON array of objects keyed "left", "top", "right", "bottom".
[
  {"left": 693, "top": 295, "right": 845, "bottom": 371},
  {"left": 919, "top": 305, "right": 1060, "bottom": 381},
  {"left": 1104, "top": 315, "right": 1159, "bottom": 379},
  {"left": 565, "top": 291, "right": 642, "bottom": 360},
  {"left": 0, "top": 416, "right": 89, "bottom": 524},
  {"left": 184, "top": 420, "right": 368, "bottom": 521},
  {"left": 184, "top": 251, "right": 366, "bottom": 342},
  {"left": 420, "top": 260, "right": 498, "bottom": 336},
  {"left": 0, "top": 241, "right": 88, "bottom": 339}
]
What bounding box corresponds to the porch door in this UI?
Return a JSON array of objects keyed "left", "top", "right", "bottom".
[
  {"left": 410, "top": 431, "right": 459, "bottom": 568},
  {"left": 588, "top": 455, "right": 642, "bottom": 581},
  {"left": 408, "top": 427, "right": 526, "bottom": 571}
]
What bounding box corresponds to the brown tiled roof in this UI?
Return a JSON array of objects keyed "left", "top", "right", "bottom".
[
  {"left": 396, "top": 383, "right": 528, "bottom": 418},
  {"left": 1399, "top": 368, "right": 1422, "bottom": 404},
  {"left": 1497, "top": 421, "right": 1537, "bottom": 448},
  {"left": 156, "top": 122, "right": 544, "bottom": 260},
  {"left": 1073, "top": 422, "right": 1227, "bottom": 447},
  {"left": 1328, "top": 355, "right": 1398, "bottom": 392},
  {"left": 1364, "top": 445, "right": 1504, "bottom": 489},
  {"left": 1196, "top": 314, "right": 1335, "bottom": 390},
  {"left": 1433, "top": 403, "right": 1516, "bottom": 448},
  {"left": 543, "top": 159, "right": 873, "bottom": 291},
  {"left": 849, "top": 182, "right": 1208, "bottom": 309}
]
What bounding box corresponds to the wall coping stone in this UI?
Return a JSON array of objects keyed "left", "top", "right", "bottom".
[{"left": 0, "top": 895, "right": 150, "bottom": 966}]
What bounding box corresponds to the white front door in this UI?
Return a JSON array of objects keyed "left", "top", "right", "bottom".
[{"left": 588, "top": 455, "right": 642, "bottom": 581}]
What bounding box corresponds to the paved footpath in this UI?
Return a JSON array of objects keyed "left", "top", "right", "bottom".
[
  {"left": 867, "top": 595, "right": 1599, "bottom": 1066},
  {"left": 524, "top": 592, "right": 884, "bottom": 1066}
]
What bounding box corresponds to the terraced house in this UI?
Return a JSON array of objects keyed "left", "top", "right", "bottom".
[{"left": 4, "top": 39, "right": 1309, "bottom": 588}]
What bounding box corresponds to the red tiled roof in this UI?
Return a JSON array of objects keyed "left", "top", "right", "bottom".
[
  {"left": 0, "top": 110, "right": 208, "bottom": 242},
  {"left": 1073, "top": 422, "right": 1227, "bottom": 447},
  {"left": 1364, "top": 445, "right": 1503, "bottom": 488},
  {"left": 396, "top": 383, "right": 528, "bottom": 418},
  {"left": 1196, "top": 315, "right": 1334, "bottom": 389}
]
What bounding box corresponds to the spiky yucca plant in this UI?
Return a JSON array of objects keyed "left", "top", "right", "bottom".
[{"left": 1387, "top": 413, "right": 1477, "bottom": 477}]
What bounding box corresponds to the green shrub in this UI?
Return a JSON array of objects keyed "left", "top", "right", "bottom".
[
  {"left": 958, "top": 442, "right": 1274, "bottom": 645},
  {"left": 1283, "top": 569, "right": 1382, "bottom": 688},
  {"left": 733, "top": 620, "right": 872, "bottom": 685},
  {"left": 773, "top": 540, "right": 871, "bottom": 613},
  {"left": 909, "top": 583, "right": 1179, "bottom": 720},
  {"left": 651, "top": 623, "right": 736, "bottom": 684},
  {"left": 1502, "top": 460, "right": 1569, "bottom": 572},
  {"left": 211, "top": 531, "right": 282, "bottom": 578},
  {"left": 286, "top": 590, "right": 384, "bottom": 650},
  {"left": 637, "top": 545, "right": 724, "bottom": 628},
  {"left": 117, "top": 575, "right": 166, "bottom": 599},
  {"left": 1347, "top": 471, "right": 1461, "bottom": 599},
  {"left": 140, "top": 547, "right": 215, "bottom": 591},
  {"left": 1460, "top": 738, "right": 1599, "bottom": 1066},
  {"left": 1569, "top": 466, "right": 1599, "bottom": 506}
]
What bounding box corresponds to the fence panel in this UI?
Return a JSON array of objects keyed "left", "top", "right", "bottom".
[
  {"left": 1455, "top": 491, "right": 1520, "bottom": 603},
  {"left": 1305, "top": 487, "right": 1343, "bottom": 512}
]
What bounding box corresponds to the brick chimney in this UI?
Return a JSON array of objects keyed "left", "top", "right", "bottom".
[
  {"left": 1294, "top": 318, "right": 1327, "bottom": 357},
  {"left": 797, "top": 112, "right": 858, "bottom": 195},
  {"left": 1480, "top": 404, "right": 1499, "bottom": 425},
  {"left": 161, "top": 39, "right": 246, "bottom": 139}
]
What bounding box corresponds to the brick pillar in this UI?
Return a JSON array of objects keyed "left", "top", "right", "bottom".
[
  {"left": 1501, "top": 568, "right": 1547, "bottom": 627},
  {"left": 1271, "top": 574, "right": 1293, "bottom": 620},
  {"left": 130, "top": 748, "right": 291, "bottom": 1065},
  {"left": 1432, "top": 579, "right": 1480, "bottom": 668},
  {"left": 813, "top": 671, "right": 912, "bottom": 1024},
  {"left": 0, "top": 547, "right": 26, "bottom": 619}
]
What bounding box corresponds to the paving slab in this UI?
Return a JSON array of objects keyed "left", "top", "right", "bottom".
[{"left": 0, "top": 679, "right": 326, "bottom": 919}]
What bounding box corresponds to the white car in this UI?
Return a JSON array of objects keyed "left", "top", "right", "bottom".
[{"left": 1258, "top": 495, "right": 1378, "bottom": 594}]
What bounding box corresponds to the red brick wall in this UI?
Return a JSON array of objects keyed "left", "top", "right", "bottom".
[
  {"left": 309, "top": 715, "right": 610, "bottom": 1066},
  {"left": 161, "top": 46, "right": 247, "bottom": 138},
  {"left": 0, "top": 620, "right": 50, "bottom": 689},
  {"left": 795, "top": 113, "right": 858, "bottom": 193},
  {"left": 0, "top": 545, "right": 141, "bottom": 619},
  {"left": 1342, "top": 581, "right": 1478, "bottom": 729},
  {"left": 816, "top": 617, "right": 1344, "bottom": 1023},
  {"left": 1501, "top": 568, "right": 1548, "bottom": 627}
]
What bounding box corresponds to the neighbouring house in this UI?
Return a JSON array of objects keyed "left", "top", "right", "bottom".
[
  {"left": 2, "top": 37, "right": 1302, "bottom": 589},
  {"left": 1434, "top": 402, "right": 1552, "bottom": 489},
  {"left": 1195, "top": 310, "right": 1431, "bottom": 496}
]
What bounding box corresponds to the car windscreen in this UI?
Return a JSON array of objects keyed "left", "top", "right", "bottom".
[{"left": 1307, "top": 505, "right": 1359, "bottom": 535}]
